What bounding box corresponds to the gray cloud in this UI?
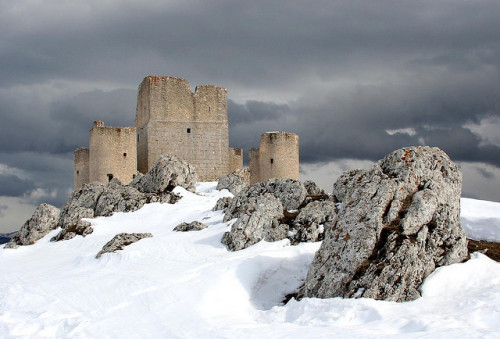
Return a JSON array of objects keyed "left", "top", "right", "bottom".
[
  {"left": 0, "top": 174, "right": 35, "bottom": 197},
  {"left": 0, "top": 0, "right": 500, "bottom": 231},
  {"left": 0, "top": 204, "right": 8, "bottom": 218}
]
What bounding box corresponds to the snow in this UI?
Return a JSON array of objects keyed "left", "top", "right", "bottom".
[
  {"left": 0, "top": 182, "right": 499, "bottom": 338},
  {"left": 461, "top": 198, "right": 500, "bottom": 242}
]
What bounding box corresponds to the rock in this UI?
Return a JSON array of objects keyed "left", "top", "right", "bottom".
[
  {"left": 221, "top": 194, "right": 287, "bottom": 251},
  {"left": 304, "top": 180, "right": 326, "bottom": 196},
  {"left": 301, "top": 146, "right": 467, "bottom": 302},
  {"left": 52, "top": 177, "right": 180, "bottom": 242},
  {"left": 290, "top": 200, "right": 337, "bottom": 244},
  {"left": 132, "top": 154, "right": 197, "bottom": 193},
  {"left": 224, "top": 178, "right": 306, "bottom": 222},
  {"left": 96, "top": 233, "right": 153, "bottom": 258},
  {"left": 173, "top": 221, "right": 208, "bottom": 232},
  {"left": 213, "top": 197, "right": 232, "bottom": 211},
  {"left": 4, "top": 204, "right": 60, "bottom": 249},
  {"left": 217, "top": 173, "right": 246, "bottom": 195},
  {"left": 51, "top": 207, "right": 94, "bottom": 241}
]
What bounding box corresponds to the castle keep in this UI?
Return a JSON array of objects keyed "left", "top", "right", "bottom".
[{"left": 74, "top": 76, "right": 299, "bottom": 188}]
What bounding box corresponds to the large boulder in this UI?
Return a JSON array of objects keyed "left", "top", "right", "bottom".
[
  {"left": 96, "top": 233, "right": 153, "bottom": 258},
  {"left": 4, "top": 204, "right": 60, "bottom": 249},
  {"left": 217, "top": 173, "right": 246, "bottom": 195},
  {"left": 221, "top": 194, "right": 287, "bottom": 251},
  {"left": 301, "top": 146, "right": 468, "bottom": 302},
  {"left": 132, "top": 154, "right": 197, "bottom": 193}
]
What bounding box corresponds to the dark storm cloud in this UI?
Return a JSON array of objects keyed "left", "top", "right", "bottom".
[
  {"left": 0, "top": 88, "right": 136, "bottom": 154},
  {"left": 476, "top": 167, "right": 495, "bottom": 180},
  {"left": 0, "top": 174, "right": 35, "bottom": 197},
  {"left": 0, "top": 0, "right": 499, "bottom": 215}
]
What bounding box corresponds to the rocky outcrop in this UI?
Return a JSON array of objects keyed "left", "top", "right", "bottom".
[
  {"left": 131, "top": 154, "right": 197, "bottom": 194},
  {"left": 301, "top": 146, "right": 468, "bottom": 302},
  {"left": 173, "top": 221, "right": 208, "bottom": 232},
  {"left": 304, "top": 180, "right": 326, "bottom": 196},
  {"left": 51, "top": 155, "right": 186, "bottom": 242},
  {"left": 224, "top": 178, "right": 307, "bottom": 222},
  {"left": 221, "top": 178, "right": 334, "bottom": 251},
  {"left": 4, "top": 204, "right": 60, "bottom": 249},
  {"left": 221, "top": 194, "right": 287, "bottom": 251},
  {"left": 213, "top": 197, "right": 232, "bottom": 211},
  {"left": 96, "top": 233, "right": 153, "bottom": 258},
  {"left": 290, "top": 200, "right": 337, "bottom": 244},
  {"left": 217, "top": 173, "right": 246, "bottom": 195}
]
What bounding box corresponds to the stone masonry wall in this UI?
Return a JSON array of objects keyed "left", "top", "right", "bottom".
[
  {"left": 89, "top": 121, "right": 137, "bottom": 185},
  {"left": 249, "top": 131, "right": 299, "bottom": 184},
  {"left": 229, "top": 148, "right": 244, "bottom": 173},
  {"left": 249, "top": 147, "right": 260, "bottom": 185},
  {"left": 74, "top": 148, "right": 89, "bottom": 188},
  {"left": 135, "top": 76, "right": 230, "bottom": 181}
]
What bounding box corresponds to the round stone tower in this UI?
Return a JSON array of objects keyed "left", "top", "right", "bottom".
[{"left": 249, "top": 131, "right": 299, "bottom": 184}]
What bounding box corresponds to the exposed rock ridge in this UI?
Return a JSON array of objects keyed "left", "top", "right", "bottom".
[
  {"left": 301, "top": 146, "right": 468, "bottom": 302},
  {"left": 96, "top": 233, "right": 153, "bottom": 258}
]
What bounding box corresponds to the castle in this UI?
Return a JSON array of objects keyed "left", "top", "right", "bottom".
[{"left": 74, "top": 76, "right": 299, "bottom": 188}]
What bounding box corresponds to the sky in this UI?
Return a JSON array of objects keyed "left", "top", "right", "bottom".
[{"left": 0, "top": 0, "right": 499, "bottom": 232}]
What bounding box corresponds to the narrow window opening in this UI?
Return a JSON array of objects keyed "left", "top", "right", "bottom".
[
  {"left": 137, "top": 134, "right": 140, "bottom": 142},
  {"left": 208, "top": 106, "right": 211, "bottom": 111},
  {"left": 187, "top": 128, "right": 191, "bottom": 133},
  {"left": 270, "top": 158, "right": 274, "bottom": 164},
  {"left": 76, "top": 170, "right": 80, "bottom": 175},
  {"left": 107, "top": 174, "right": 114, "bottom": 182},
  {"left": 132, "top": 174, "right": 136, "bottom": 179},
  {"left": 123, "top": 152, "right": 127, "bottom": 157}
]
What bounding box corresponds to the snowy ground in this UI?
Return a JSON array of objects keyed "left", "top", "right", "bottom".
[{"left": 1, "top": 183, "right": 499, "bottom": 338}]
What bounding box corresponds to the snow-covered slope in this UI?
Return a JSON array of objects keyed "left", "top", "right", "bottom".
[{"left": 1, "top": 183, "right": 499, "bottom": 338}]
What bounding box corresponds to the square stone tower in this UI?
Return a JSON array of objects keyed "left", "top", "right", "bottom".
[{"left": 135, "top": 76, "right": 230, "bottom": 181}]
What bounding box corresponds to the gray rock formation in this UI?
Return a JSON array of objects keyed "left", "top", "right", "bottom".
[
  {"left": 132, "top": 154, "right": 197, "bottom": 193},
  {"left": 213, "top": 197, "right": 232, "bottom": 211},
  {"left": 290, "top": 200, "right": 337, "bottom": 244},
  {"left": 96, "top": 233, "right": 153, "bottom": 258},
  {"left": 221, "top": 194, "right": 287, "bottom": 251},
  {"left": 173, "top": 221, "right": 208, "bottom": 232},
  {"left": 224, "top": 178, "right": 307, "bottom": 222},
  {"left": 304, "top": 180, "right": 326, "bottom": 196},
  {"left": 51, "top": 157, "right": 184, "bottom": 242},
  {"left": 301, "top": 146, "right": 468, "bottom": 302},
  {"left": 217, "top": 173, "right": 246, "bottom": 195},
  {"left": 5, "top": 204, "right": 60, "bottom": 249}
]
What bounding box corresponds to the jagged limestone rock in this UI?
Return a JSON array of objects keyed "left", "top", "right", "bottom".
[
  {"left": 217, "top": 173, "right": 246, "bottom": 195},
  {"left": 213, "top": 197, "right": 232, "bottom": 211},
  {"left": 224, "top": 178, "right": 306, "bottom": 222},
  {"left": 96, "top": 233, "right": 153, "bottom": 258},
  {"left": 4, "top": 204, "right": 60, "bottom": 249},
  {"left": 173, "top": 221, "right": 208, "bottom": 232},
  {"left": 301, "top": 146, "right": 468, "bottom": 302},
  {"left": 132, "top": 154, "right": 197, "bottom": 193},
  {"left": 51, "top": 207, "right": 94, "bottom": 241},
  {"left": 304, "top": 180, "right": 326, "bottom": 196},
  {"left": 290, "top": 200, "right": 337, "bottom": 244},
  {"left": 221, "top": 194, "right": 286, "bottom": 251}
]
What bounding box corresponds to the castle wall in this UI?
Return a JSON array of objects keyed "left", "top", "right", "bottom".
[
  {"left": 74, "top": 148, "right": 89, "bottom": 188},
  {"left": 229, "top": 148, "right": 244, "bottom": 173},
  {"left": 249, "top": 148, "right": 260, "bottom": 185},
  {"left": 249, "top": 132, "right": 299, "bottom": 184},
  {"left": 89, "top": 121, "right": 137, "bottom": 185},
  {"left": 135, "top": 76, "right": 230, "bottom": 181}
]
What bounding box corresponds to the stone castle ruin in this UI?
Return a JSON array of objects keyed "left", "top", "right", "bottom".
[{"left": 74, "top": 76, "right": 299, "bottom": 188}]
